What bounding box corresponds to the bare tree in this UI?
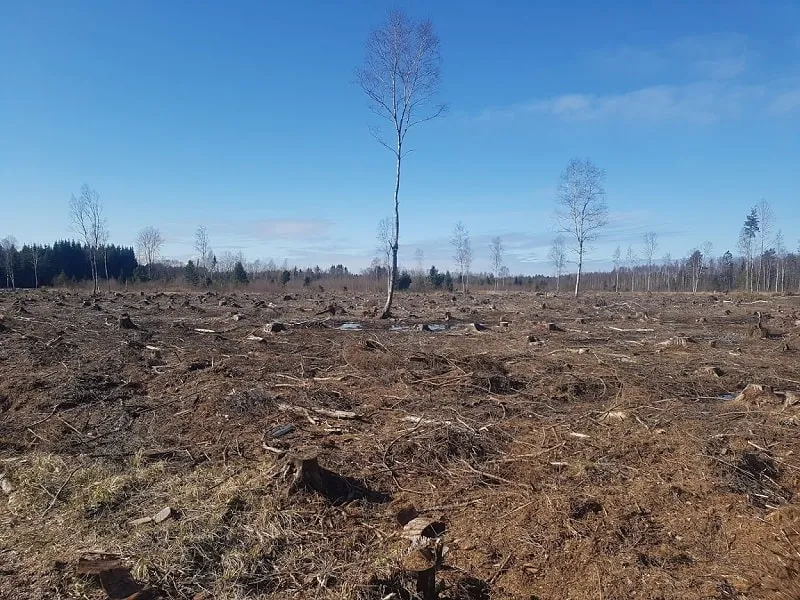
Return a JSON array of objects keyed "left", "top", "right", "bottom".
[
  {"left": 498, "top": 265, "right": 510, "bottom": 289},
  {"left": 775, "top": 230, "right": 786, "bottom": 293},
  {"left": 69, "top": 184, "right": 105, "bottom": 295},
  {"left": 548, "top": 236, "right": 566, "bottom": 294},
  {"left": 357, "top": 9, "right": 446, "bottom": 318},
  {"left": 1, "top": 237, "right": 17, "bottom": 288},
  {"left": 556, "top": 158, "right": 609, "bottom": 297},
  {"left": 662, "top": 253, "right": 672, "bottom": 291},
  {"left": 30, "top": 244, "right": 44, "bottom": 288},
  {"left": 612, "top": 245, "right": 622, "bottom": 292},
  {"left": 376, "top": 217, "right": 392, "bottom": 270},
  {"left": 701, "top": 241, "right": 713, "bottom": 290},
  {"left": 626, "top": 245, "right": 637, "bottom": 291},
  {"left": 218, "top": 250, "right": 239, "bottom": 275},
  {"left": 194, "top": 226, "right": 210, "bottom": 273},
  {"left": 136, "top": 226, "right": 165, "bottom": 278},
  {"left": 99, "top": 227, "right": 111, "bottom": 291},
  {"left": 688, "top": 248, "right": 703, "bottom": 292},
  {"left": 450, "top": 221, "right": 472, "bottom": 294},
  {"left": 414, "top": 248, "right": 425, "bottom": 275},
  {"left": 756, "top": 199, "right": 772, "bottom": 291},
  {"left": 489, "top": 236, "right": 504, "bottom": 290},
  {"left": 642, "top": 232, "right": 658, "bottom": 291}
]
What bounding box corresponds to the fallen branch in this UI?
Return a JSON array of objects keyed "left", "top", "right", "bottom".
[
  {"left": 42, "top": 465, "right": 82, "bottom": 516},
  {"left": 460, "top": 460, "right": 533, "bottom": 490},
  {"left": 277, "top": 403, "right": 360, "bottom": 420}
]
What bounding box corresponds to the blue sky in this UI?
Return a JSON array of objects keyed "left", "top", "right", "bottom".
[{"left": 1, "top": 0, "right": 799, "bottom": 274}]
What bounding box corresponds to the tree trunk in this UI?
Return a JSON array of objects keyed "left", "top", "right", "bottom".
[
  {"left": 574, "top": 242, "right": 583, "bottom": 297},
  {"left": 381, "top": 149, "right": 401, "bottom": 319},
  {"left": 91, "top": 251, "right": 98, "bottom": 296},
  {"left": 104, "top": 250, "right": 110, "bottom": 291}
]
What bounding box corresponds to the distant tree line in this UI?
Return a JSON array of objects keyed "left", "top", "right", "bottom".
[
  {"left": 2, "top": 181, "right": 795, "bottom": 296},
  {"left": 0, "top": 238, "right": 137, "bottom": 289}
]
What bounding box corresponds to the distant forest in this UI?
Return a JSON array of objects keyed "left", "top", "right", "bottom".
[
  {"left": 0, "top": 240, "right": 137, "bottom": 289},
  {"left": 1, "top": 235, "right": 799, "bottom": 294}
]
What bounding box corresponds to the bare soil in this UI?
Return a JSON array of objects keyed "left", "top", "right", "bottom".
[{"left": 2, "top": 288, "right": 800, "bottom": 599}]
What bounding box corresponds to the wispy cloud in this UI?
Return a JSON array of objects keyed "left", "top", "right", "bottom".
[
  {"left": 476, "top": 33, "right": 800, "bottom": 125},
  {"left": 670, "top": 33, "right": 751, "bottom": 80},
  {"left": 590, "top": 33, "right": 752, "bottom": 80},
  {"left": 479, "top": 82, "right": 766, "bottom": 125},
  {"left": 769, "top": 90, "right": 800, "bottom": 115}
]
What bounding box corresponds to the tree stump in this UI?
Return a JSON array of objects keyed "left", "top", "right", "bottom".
[
  {"left": 118, "top": 314, "right": 137, "bottom": 330},
  {"left": 417, "top": 566, "right": 437, "bottom": 600},
  {"left": 285, "top": 452, "right": 327, "bottom": 497}
]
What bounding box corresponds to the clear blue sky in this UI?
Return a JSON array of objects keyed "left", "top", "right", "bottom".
[{"left": 2, "top": 0, "right": 799, "bottom": 274}]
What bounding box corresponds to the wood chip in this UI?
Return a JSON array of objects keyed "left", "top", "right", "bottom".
[{"left": 152, "top": 506, "right": 173, "bottom": 523}]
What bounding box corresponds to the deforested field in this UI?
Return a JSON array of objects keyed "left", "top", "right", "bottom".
[{"left": 2, "top": 288, "right": 800, "bottom": 600}]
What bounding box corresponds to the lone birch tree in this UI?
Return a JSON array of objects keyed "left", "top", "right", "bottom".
[
  {"left": 775, "top": 230, "right": 786, "bottom": 293},
  {"left": 30, "top": 244, "right": 44, "bottom": 288},
  {"left": 556, "top": 158, "right": 608, "bottom": 297},
  {"left": 612, "top": 245, "right": 622, "bottom": 292},
  {"left": 489, "top": 236, "right": 504, "bottom": 290},
  {"left": 357, "top": 9, "right": 445, "bottom": 318},
  {"left": 136, "top": 226, "right": 165, "bottom": 278},
  {"left": 643, "top": 232, "right": 658, "bottom": 291},
  {"left": 69, "top": 184, "right": 105, "bottom": 295},
  {"left": 414, "top": 248, "right": 425, "bottom": 275},
  {"left": 548, "top": 236, "right": 566, "bottom": 294},
  {"left": 756, "top": 199, "right": 772, "bottom": 291},
  {"left": 194, "top": 226, "right": 210, "bottom": 273},
  {"left": 451, "top": 221, "right": 472, "bottom": 294},
  {"left": 626, "top": 245, "right": 637, "bottom": 291}
]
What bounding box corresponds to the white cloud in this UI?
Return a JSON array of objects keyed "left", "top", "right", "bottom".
[
  {"left": 475, "top": 33, "right": 800, "bottom": 125},
  {"left": 589, "top": 33, "right": 752, "bottom": 80},
  {"left": 480, "top": 82, "right": 765, "bottom": 125},
  {"left": 769, "top": 90, "right": 800, "bottom": 114},
  {"left": 670, "top": 33, "right": 751, "bottom": 80}
]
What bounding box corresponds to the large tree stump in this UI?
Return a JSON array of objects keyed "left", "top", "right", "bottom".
[
  {"left": 285, "top": 452, "right": 327, "bottom": 497},
  {"left": 401, "top": 518, "right": 447, "bottom": 600},
  {"left": 118, "top": 314, "right": 137, "bottom": 330}
]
